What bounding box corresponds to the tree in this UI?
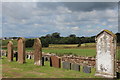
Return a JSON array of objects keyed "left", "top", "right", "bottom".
[
  {"left": 25, "top": 39, "right": 34, "bottom": 48},
  {"left": 51, "top": 32, "right": 60, "bottom": 38},
  {"left": 69, "top": 34, "right": 76, "bottom": 37},
  {"left": 45, "top": 34, "right": 51, "bottom": 38}
]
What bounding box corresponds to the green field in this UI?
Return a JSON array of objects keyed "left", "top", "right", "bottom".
[
  {"left": 2, "top": 56, "right": 97, "bottom": 78},
  {"left": 42, "top": 48, "right": 96, "bottom": 57}
]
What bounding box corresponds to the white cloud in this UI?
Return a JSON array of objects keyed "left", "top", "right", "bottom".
[
  {"left": 2, "top": 2, "right": 118, "bottom": 37},
  {"left": 71, "top": 26, "right": 80, "bottom": 31}
]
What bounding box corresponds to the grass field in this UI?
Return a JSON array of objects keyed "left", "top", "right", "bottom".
[
  {"left": 2, "top": 56, "right": 98, "bottom": 78},
  {"left": 2, "top": 57, "right": 120, "bottom": 79},
  {"left": 42, "top": 48, "right": 96, "bottom": 57}
]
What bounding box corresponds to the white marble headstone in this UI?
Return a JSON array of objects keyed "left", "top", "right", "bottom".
[{"left": 95, "top": 30, "right": 117, "bottom": 78}]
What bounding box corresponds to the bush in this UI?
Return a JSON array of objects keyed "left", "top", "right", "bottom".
[{"left": 25, "top": 39, "right": 34, "bottom": 48}]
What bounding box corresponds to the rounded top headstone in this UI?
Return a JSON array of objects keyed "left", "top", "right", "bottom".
[
  {"left": 8, "top": 41, "right": 13, "bottom": 45},
  {"left": 17, "top": 37, "right": 25, "bottom": 42},
  {"left": 33, "top": 38, "right": 42, "bottom": 48}
]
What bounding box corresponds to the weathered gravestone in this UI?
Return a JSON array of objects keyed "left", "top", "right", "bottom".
[
  {"left": 50, "top": 56, "right": 61, "bottom": 68},
  {"left": 71, "top": 63, "right": 80, "bottom": 71},
  {"left": 83, "top": 66, "right": 91, "bottom": 73},
  {"left": 62, "top": 61, "right": 71, "bottom": 70},
  {"left": 7, "top": 41, "right": 13, "bottom": 62},
  {"left": 17, "top": 37, "right": 26, "bottom": 64},
  {"left": 95, "top": 30, "right": 117, "bottom": 78},
  {"left": 33, "top": 38, "right": 43, "bottom": 66}
]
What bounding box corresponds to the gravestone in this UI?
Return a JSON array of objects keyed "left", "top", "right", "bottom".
[
  {"left": 7, "top": 41, "right": 13, "bottom": 62},
  {"left": 71, "top": 63, "right": 80, "bottom": 71},
  {"left": 62, "top": 61, "right": 71, "bottom": 70},
  {"left": 33, "top": 38, "right": 42, "bottom": 66},
  {"left": 42, "top": 57, "right": 44, "bottom": 66},
  {"left": 83, "top": 66, "right": 91, "bottom": 73},
  {"left": 50, "top": 56, "right": 61, "bottom": 68},
  {"left": 95, "top": 30, "right": 117, "bottom": 78},
  {"left": 17, "top": 37, "right": 26, "bottom": 64}
]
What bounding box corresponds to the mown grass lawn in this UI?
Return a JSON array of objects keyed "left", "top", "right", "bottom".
[
  {"left": 2, "top": 57, "right": 120, "bottom": 79},
  {"left": 2, "top": 56, "right": 98, "bottom": 78}
]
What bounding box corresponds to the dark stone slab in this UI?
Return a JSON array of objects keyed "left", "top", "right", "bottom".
[
  {"left": 50, "top": 56, "right": 61, "bottom": 68},
  {"left": 26, "top": 55, "right": 29, "bottom": 58},
  {"left": 71, "top": 63, "right": 80, "bottom": 71},
  {"left": 42, "top": 57, "right": 44, "bottom": 66},
  {"left": 50, "top": 57, "right": 52, "bottom": 67},
  {"left": 44, "top": 56, "right": 48, "bottom": 61},
  {"left": 47, "top": 56, "right": 50, "bottom": 61},
  {"left": 83, "top": 66, "right": 91, "bottom": 73},
  {"left": 117, "top": 72, "right": 120, "bottom": 79},
  {"left": 62, "top": 61, "right": 71, "bottom": 70}
]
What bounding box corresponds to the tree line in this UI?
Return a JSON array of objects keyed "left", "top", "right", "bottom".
[
  {"left": 26, "top": 32, "right": 95, "bottom": 47},
  {"left": 5, "top": 32, "right": 120, "bottom": 48}
]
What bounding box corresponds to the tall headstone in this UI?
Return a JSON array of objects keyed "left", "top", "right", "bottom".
[
  {"left": 33, "top": 38, "right": 42, "bottom": 66},
  {"left": 95, "top": 30, "right": 117, "bottom": 78},
  {"left": 50, "top": 56, "right": 61, "bottom": 68},
  {"left": 17, "top": 37, "right": 26, "bottom": 64},
  {"left": 7, "top": 41, "right": 13, "bottom": 62}
]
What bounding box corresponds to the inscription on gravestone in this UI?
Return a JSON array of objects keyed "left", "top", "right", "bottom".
[
  {"left": 33, "top": 38, "right": 42, "bottom": 66},
  {"left": 95, "top": 30, "right": 117, "bottom": 78},
  {"left": 7, "top": 41, "right": 13, "bottom": 62},
  {"left": 17, "top": 37, "right": 26, "bottom": 64}
]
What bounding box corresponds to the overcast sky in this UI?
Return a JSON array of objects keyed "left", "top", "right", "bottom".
[{"left": 2, "top": 2, "right": 118, "bottom": 37}]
